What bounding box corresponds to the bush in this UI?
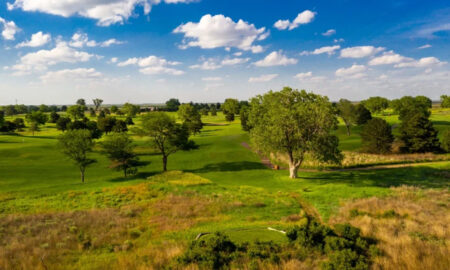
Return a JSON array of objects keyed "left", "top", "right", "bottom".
[
  {"left": 442, "top": 129, "right": 450, "bottom": 153},
  {"left": 225, "top": 112, "right": 235, "bottom": 122},
  {"left": 322, "top": 249, "right": 369, "bottom": 270},
  {"left": 286, "top": 219, "right": 333, "bottom": 250},
  {"left": 361, "top": 118, "right": 394, "bottom": 154}
]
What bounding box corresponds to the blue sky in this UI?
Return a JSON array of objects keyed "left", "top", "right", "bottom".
[{"left": 0, "top": 0, "right": 449, "bottom": 105}]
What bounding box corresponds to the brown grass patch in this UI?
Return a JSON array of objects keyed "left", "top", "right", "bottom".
[{"left": 330, "top": 186, "right": 450, "bottom": 270}]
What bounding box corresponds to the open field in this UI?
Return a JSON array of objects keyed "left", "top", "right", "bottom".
[{"left": 0, "top": 110, "right": 449, "bottom": 269}]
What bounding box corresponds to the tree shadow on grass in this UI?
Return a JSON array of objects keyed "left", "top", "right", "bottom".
[
  {"left": 299, "top": 166, "right": 450, "bottom": 189},
  {"left": 108, "top": 171, "right": 158, "bottom": 183},
  {"left": 187, "top": 161, "right": 268, "bottom": 173},
  {"left": 432, "top": 120, "right": 450, "bottom": 127}
]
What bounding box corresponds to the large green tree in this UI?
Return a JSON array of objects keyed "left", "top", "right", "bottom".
[
  {"left": 102, "top": 133, "right": 139, "bottom": 177},
  {"left": 441, "top": 95, "right": 450, "bottom": 108},
  {"left": 222, "top": 98, "right": 240, "bottom": 122},
  {"left": 122, "top": 103, "right": 140, "bottom": 117},
  {"left": 67, "top": 105, "right": 86, "bottom": 120},
  {"left": 391, "top": 96, "right": 431, "bottom": 120},
  {"left": 361, "top": 118, "right": 394, "bottom": 154},
  {"left": 362, "top": 97, "right": 389, "bottom": 114},
  {"left": 165, "top": 98, "right": 181, "bottom": 112},
  {"left": 354, "top": 104, "right": 372, "bottom": 125},
  {"left": 58, "top": 129, "right": 96, "bottom": 183},
  {"left": 248, "top": 87, "right": 342, "bottom": 178},
  {"left": 398, "top": 113, "right": 440, "bottom": 153},
  {"left": 25, "top": 111, "right": 48, "bottom": 135},
  {"left": 336, "top": 99, "right": 356, "bottom": 136},
  {"left": 139, "top": 112, "right": 194, "bottom": 171},
  {"left": 178, "top": 104, "right": 203, "bottom": 135}
]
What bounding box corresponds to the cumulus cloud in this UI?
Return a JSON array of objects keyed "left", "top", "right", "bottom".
[
  {"left": 418, "top": 44, "right": 432, "bottom": 49},
  {"left": 368, "top": 51, "right": 411, "bottom": 66},
  {"left": 300, "top": 45, "right": 340, "bottom": 56},
  {"left": 40, "top": 68, "right": 102, "bottom": 83},
  {"left": 16, "top": 31, "right": 51, "bottom": 48},
  {"left": 118, "top": 55, "right": 184, "bottom": 75},
  {"left": 190, "top": 57, "right": 250, "bottom": 70},
  {"left": 248, "top": 74, "right": 278, "bottom": 82},
  {"left": 254, "top": 51, "right": 297, "bottom": 67},
  {"left": 11, "top": 42, "right": 94, "bottom": 75},
  {"left": 340, "top": 46, "right": 384, "bottom": 58},
  {"left": 0, "top": 17, "right": 20, "bottom": 40},
  {"left": 274, "top": 10, "right": 316, "bottom": 30},
  {"left": 69, "top": 32, "right": 123, "bottom": 48},
  {"left": 8, "top": 0, "right": 197, "bottom": 26},
  {"left": 322, "top": 29, "right": 336, "bottom": 36},
  {"left": 294, "top": 72, "right": 312, "bottom": 80},
  {"left": 394, "top": 57, "right": 446, "bottom": 68},
  {"left": 335, "top": 64, "right": 367, "bottom": 78},
  {"left": 174, "top": 14, "right": 268, "bottom": 53}
]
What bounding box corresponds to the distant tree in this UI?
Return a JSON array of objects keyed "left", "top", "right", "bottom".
[
  {"left": 392, "top": 96, "right": 431, "bottom": 120},
  {"left": 414, "top": 96, "right": 432, "bottom": 109},
  {"left": 178, "top": 104, "right": 203, "bottom": 135},
  {"left": 56, "top": 117, "right": 71, "bottom": 132},
  {"left": 225, "top": 112, "right": 235, "bottom": 122},
  {"left": 89, "top": 108, "right": 96, "bottom": 117},
  {"left": 112, "top": 120, "right": 128, "bottom": 133},
  {"left": 93, "top": 98, "right": 103, "bottom": 111},
  {"left": 58, "top": 129, "right": 96, "bottom": 183},
  {"left": 102, "top": 133, "right": 139, "bottom": 177},
  {"left": 398, "top": 113, "right": 440, "bottom": 153},
  {"left": 49, "top": 111, "right": 60, "bottom": 123},
  {"left": 200, "top": 108, "right": 209, "bottom": 116},
  {"left": 39, "top": 104, "right": 50, "bottom": 112},
  {"left": 25, "top": 111, "right": 48, "bottom": 136},
  {"left": 13, "top": 118, "right": 25, "bottom": 131},
  {"left": 110, "top": 105, "right": 118, "bottom": 114},
  {"left": 362, "top": 97, "right": 389, "bottom": 114},
  {"left": 61, "top": 105, "right": 67, "bottom": 112},
  {"left": 98, "top": 110, "right": 106, "bottom": 118},
  {"left": 222, "top": 98, "right": 239, "bottom": 115},
  {"left": 97, "top": 116, "right": 117, "bottom": 134},
  {"left": 67, "top": 105, "right": 85, "bottom": 120},
  {"left": 361, "top": 118, "right": 394, "bottom": 154},
  {"left": 103, "top": 108, "right": 111, "bottom": 115},
  {"left": 4, "top": 105, "right": 16, "bottom": 116},
  {"left": 125, "top": 116, "right": 134, "bottom": 125},
  {"left": 210, "top": 105, "right": 217, "bottom": 116},
  {"left": 442, "top": 130, "right": 450, "bottom": 153},
  {"left": 76, "top": 99, "right": 86, "bottom": 106},
  {"left": 240, "top": 106, "right": 251, "bottom": 131},
  {"left": 165, "top": 98, "right": 181, "bottom": 112},
  {"left": 49, "top": 105, "right": 58, "bottom": 112},
  {"left": 67, "top": 120, "right": 102, "bottom": 139},
  {"left": 28, "top": 122, "right": 39, "bottom": 135},
  {"left": 248, "top": 88, "right": 342, "bottom": 178},
  {"left": 122, "top": 103, "right": 140, "bottom": 117},
  {"left": 354, "top": 104, "right": 372, "bottom": 125},
  {"left": 336, "top": 99, "right": 356, "bottom": 136},
  {"left": 441, "top": 95, "right": 450, "bottom": 108},
  {"left": 139, "top": 112, "right": 194, "bottom": 171}
]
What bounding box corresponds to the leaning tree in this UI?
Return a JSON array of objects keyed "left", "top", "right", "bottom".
[{"left": 248, "top": 87, "right": 342, "bottom": 178}]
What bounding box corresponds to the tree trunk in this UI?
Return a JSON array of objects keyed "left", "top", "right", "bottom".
[
  {"left": 162, "top": 155, "right": 168, "bottom": 172},
  {"left": 289, "top": 163, "right": 299, "bottom": 179},
  {"left": 80, "top": 168, "right": 85, "bottom": 183},
  {"left": 346, "top": 124, "right": 351, "bottom": 136}
]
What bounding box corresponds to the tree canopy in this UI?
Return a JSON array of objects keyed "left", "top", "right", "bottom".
[
  {"left": 361, "top": 118, "right": 394, "bottom": 154},
  {"left": 102, "top": 133, "right": 139, "bottom": 177},
  {"left": 165, "top": 98, "right": 181, "bottom": 111},
  {"left": 178, "top": 104, "right": 203, "bottom": 135},
  {"left": 248, "top": 87, "right": 342, "bottom": 178},
  {"left": 336, "top": 99, "right": 356, "bottom": 136},
  {"left": 362, "top": 97, "right": 389, "bottom": 114}
]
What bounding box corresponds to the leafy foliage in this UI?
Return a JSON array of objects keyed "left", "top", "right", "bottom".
[
  {"left": 360, "top": 118, "right": 394, "bottom": 154},
  {"left": 178, "top": 104, "right": 203, "bottom": 135},
  {"left": 398, "top": 113, "right": 440, "bottom": 153},
  {"left": 441, "top": 95, "right": 450, "bottom": 108},
  {"left": 337, "top": 99, "right": 356, "bottom": 136},
  {"left": 354, "top": 104, "right": 372, "bottom": 125},
  {"left": 102, "top": 133, "right": 139, "bottom": 177},
  {"left": 165, "top": 98, "right": 181, "bottom": 111},
  {"left": 361, "top": 97, "right": 389, "bottom": 114}
]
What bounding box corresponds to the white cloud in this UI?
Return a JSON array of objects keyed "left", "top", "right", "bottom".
[
  {"left": 0, "top": 17, "right": 20, "bottom": 40},
  {"left": 394, "top": 57, "right": 446, "bottom": 68},
  {"left": 274, "top": 10, "right": 316, "bottom": 30},
  {"left": 11, "top": 42, "right": 94, "bottom": 75},
  {"left": 294, "top": 72, "right": 312, "bottom": 80},
  {"left": 254, "top": 51, "right": 298, "bottom": 67},
  {"left": 69, "top": 32, "right": 123, "bottom": 48},
  {"left": 335, "top": 64, "right": 367, "bottom": 78},
  {"left": 40, "top": 68, "right": 102, "bottom": 83},
  {"left": 418, "top": 44, "right": 432, "bottom": 49},
  {"left": 249, "top": 74, "right": 278, "bottom": 82},
  {"left": 322, "top": 29, "right": 336, "bottom": 36},
  {"left": 202, "top": 77, "right": 222, "bottom": 81},
  {"left": 301, "top": 45, "right": 340, "bottom": 56},
  {"left": 174, "top": 14, "right": 268, "bottom": 53},
  {"left": 340, "top": 46, "right": 384, "bottom": 58},
  {"left": 334, "top": 38, "right": 344, "bottom": 43},
  {"left": 110, "top": 57, "right": 118, "bottom": 63},
  {"left": 8, "top": 0, "right": 197, "bottom": 26},
  {"left": 16, "top": 31, "right": 51, "bottom": 48},
  {"left": 368, "top": 51, "right": 411, "bottom": 66},
  {"left": 118, "top": 55, "right": 184, "bottom": 75},
  {"left": 221, "top": 57, "right": 250, "bottom": 66},
  {"left": 190, "top": 57, "right": 250, "bottom": 70}
]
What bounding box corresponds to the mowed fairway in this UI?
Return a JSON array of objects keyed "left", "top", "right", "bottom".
[{"left": 1, "top": 111, "right": 449, "bottom": 219}]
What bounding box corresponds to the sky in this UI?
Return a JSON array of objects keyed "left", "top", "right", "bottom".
[{"left": 0, "top": 0, "right": 449, "bottom": 105}]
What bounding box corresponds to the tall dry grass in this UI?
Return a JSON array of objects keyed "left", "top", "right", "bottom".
[{"left": 330, "top": 186, "right": 450, "bottom": 270}]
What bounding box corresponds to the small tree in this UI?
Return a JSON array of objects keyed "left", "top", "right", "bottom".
[
  {"left": 442, "top": 130, "right": 450, "bottom": 153},
  {"left": 76, "top": 98, "right": 86, "bottom": 106},
  {"left": 248, "top": 88, "right": 342, "bottom": 178},
  {"left": 354, "top": 104, "right": 372, "bottom": 125},
  {"left": 58, "top": 129, "right": 96, "bottom": 183},
  {"left": 102, "top": 133, "right": 139, "bottom": 177},
  {"left": 139, "top": 112, "right": 194, "bottom": 171},
  {"left": 165, "top": 98, "right": 181, "bottom": 112},
  {"left": 97, "top": 116, "right": 117, "bottom": 134},
  {"left": 178, "top": 104, "right": 203, "bottom": 135},
  {"left": 49, "top": 111, "right": 60, "bottom": 123},
  {"left": 25, "top": 111, "right": 48, "bottom": 136},
  {"left": 93, "top": 98, "right": 103, "bottom": 111},
  {"left": 361, "top": 97, "right": 389, "bottom": 114},
  {"left": 398, "top": 113, "right": 440, "bottom": 153},
  {"left": 67, "top": 105, "right": 85, "bottom": 120},
  {"left": 122, "top": 103, "right": 140, "bottom": 117},
  {"left": 210, "top": 105, "right": 217, "bottom": 116},
  {"left": 222, "top": 98, "right": 239, "bottom": 120},
  {"left": 225, "top": 112, "right": 235, "bottom": 122},
  {"left": 56, "top": 117, "right": 71, "bottom": 132},
  {"left": 336, "top": 99, "right": 355, "bottom": 136},
  {"left": 361, "top": 118, "right": 394, "bottom": 154},
  {"left": 13, "top": 118, "right": 25, "bottom": 131},
  {"left": 440, "top": 95, "right": 450, "bottom": 108},
  {"left": 110, "top": 105, "right": 118, "bottom": 114}
]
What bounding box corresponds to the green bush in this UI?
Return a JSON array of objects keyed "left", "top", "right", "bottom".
[
  {"left": 322, "top": 249, "right": 369, "bottom": 270},
  {"left": 442, "top": 129, "right": 450, "bottom": 153}
]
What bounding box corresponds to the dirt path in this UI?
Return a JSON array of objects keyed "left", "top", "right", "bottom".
[{"left": 241, "top": 142, "right": 449, "bottom": 172}]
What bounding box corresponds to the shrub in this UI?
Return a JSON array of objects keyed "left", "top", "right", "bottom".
[
  {"left": 286, "top": 219, "right": 333, "bottom": 250},
  {"left": 442, "top": 129, "right": 450, "bottom": 153},
  {"left": 361, "top": 118, "right": 394, "bottom": 154},
  {"left": 225, "top": 112, "right": 235, "bottom": 122},
  {"left": 398, "top": 113, "right": 440, "bottom": 153},
  {"left": 321, "top": 249, "right": 369, "bottom": 270}
]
